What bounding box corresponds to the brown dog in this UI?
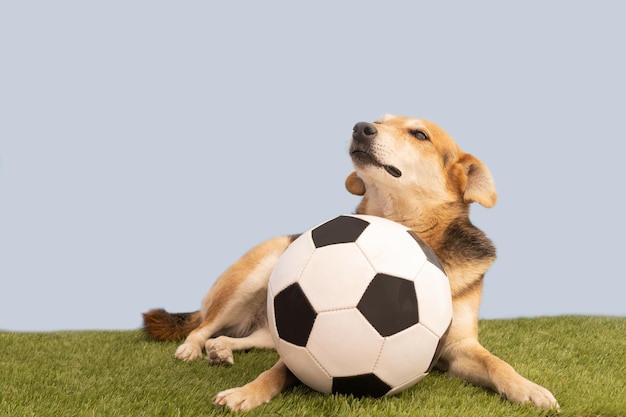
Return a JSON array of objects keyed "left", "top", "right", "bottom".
[{"left": 143, "top": 115, "right": 559, "bottom": 411}]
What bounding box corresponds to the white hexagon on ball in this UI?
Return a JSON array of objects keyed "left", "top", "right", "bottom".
[
  {"left": 306, "top": 309, "right": 383, "bottom": 378},
  {"left": 374, "top": 323, "right": 441, "bottom": 388},
  {"left": 268, "top": 230, "right": 316, "bottom": 295},
  {"left": 355, "top": 215, "right": 426, "bottom": 279},
  {"left": 414, "top": 261, "right": 454, "bottom": 337},
  {"left": 298, "top": 244, "right": 375, "bottom": 312}
]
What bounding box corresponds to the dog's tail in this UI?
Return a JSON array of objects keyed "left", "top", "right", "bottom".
[{"left": 142, "top": 308, "right": 202, "bottom": 341}]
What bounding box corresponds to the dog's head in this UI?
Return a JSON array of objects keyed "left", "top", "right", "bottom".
[{"left": 346, "top": 114, "right": 496, "bottom": 214}]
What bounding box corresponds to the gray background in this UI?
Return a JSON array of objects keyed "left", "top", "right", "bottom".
[{"left": 1, "top": 2, "right": 624, "bottom": 331}]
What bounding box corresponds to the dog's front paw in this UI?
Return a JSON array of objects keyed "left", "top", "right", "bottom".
[
  {"left": 174, "top": 342, "right": 202, "bottom": 361},
  {"left": 501, "top": 379, "right": 560, "bottom": 411},
  {"left": 205, "top": 338, "right": 234, "bottom": 365},
  {"left": 213, "top": 386, "right": 269, "bottom": 412}
]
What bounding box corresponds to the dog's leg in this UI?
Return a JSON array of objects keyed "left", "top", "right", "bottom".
[
  {"left": 174, "top": 236, "right": 292, "bottom": 361},
  {"left": 174, "top": 321, "right": 219, "bottom": 361},
  {"left": 445, "top": 340, "right": 559, "bottom": 409},
  {"left": 213, "top": 359, "right": 296, "bottom": 412},
  {"left": 442, "top": 295, "right": 560, "bottom": 410},
  {"left": 205, "top": 327, "right": 274, "bottom": 365}
]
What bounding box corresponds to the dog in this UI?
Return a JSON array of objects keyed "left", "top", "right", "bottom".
[{"left": 143, "top": 114, "right": 559, "bottom": 412}]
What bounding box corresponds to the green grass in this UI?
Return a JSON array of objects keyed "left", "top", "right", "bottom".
[{"left": 1, "top": 316, "right": 624, "bottom": 417}]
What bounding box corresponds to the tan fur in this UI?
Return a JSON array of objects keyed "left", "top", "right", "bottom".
[{"left": 144, "top": 115, "right": 559, "bottom": 412}]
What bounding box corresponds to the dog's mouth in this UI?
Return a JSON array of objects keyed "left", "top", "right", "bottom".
[{"left": 350, "top": 149, "right": 402, "bottom": 178}]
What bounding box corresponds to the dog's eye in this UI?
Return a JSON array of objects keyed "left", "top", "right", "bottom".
[{"left": 410, "top": 129, "right": 429, "bottom": 141}]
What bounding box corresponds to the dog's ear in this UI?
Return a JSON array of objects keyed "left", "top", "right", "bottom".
[
  {"left": 345, "top": 171, "right": 366, "bottom": 196},
  {"left": 455, "top": 154, "right": 497, "bottom": 208}
]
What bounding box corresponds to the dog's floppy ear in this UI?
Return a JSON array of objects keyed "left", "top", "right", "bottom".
[
  {"left": 455, "top": 154, "right": 497, "bottom": 208},
  {"left": 345, "top": 171, "right": 366, "bottom": 196}
]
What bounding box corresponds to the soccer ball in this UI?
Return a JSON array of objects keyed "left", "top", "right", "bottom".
[{"left": 267, "top": 214, "right": 453, "bottom": 397}]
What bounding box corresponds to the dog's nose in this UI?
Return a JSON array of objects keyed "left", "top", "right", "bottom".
[{"left": 353, "top": 122, "right": 378, "bottom": 142}]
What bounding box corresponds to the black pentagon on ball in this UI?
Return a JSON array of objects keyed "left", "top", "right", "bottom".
[
  {"left": 407, "top": 230, "right": 446, "bottom": 274},
  {"left": 273, "top": 283, "right": 317, "bottom": 347},
  {"left": 332, "top": 373, "right": 392, "bottom": 397},
  {"left": 311, "top": 215, "right": 370, "bottom": 248},
  {"left": 357, "top": 273, "right": 419, "bottom": 337}
]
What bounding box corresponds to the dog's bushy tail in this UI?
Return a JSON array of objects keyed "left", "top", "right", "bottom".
[{"left": 142, "top": 308, "right": 202, "bottom": 341}]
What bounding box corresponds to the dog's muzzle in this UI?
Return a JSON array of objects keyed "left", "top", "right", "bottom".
[{"left": 350, "top": 122, "right": 402, "bottom": 178}]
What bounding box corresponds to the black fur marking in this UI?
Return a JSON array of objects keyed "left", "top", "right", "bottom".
[
  {"left": 171, "top": 312, "right": 195, "bottom": 325},
  {"left": 288, "top": 234, "right": 302, "bottom": 243},
  {"left": 439, "top": 218, "right": 496, "bottom": 265},
  {"left": 437, "top": 219, "right": 494, "bottom": 299},
  {"left": 441, "top": 219, "right": 494, "bottom": 301}
]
